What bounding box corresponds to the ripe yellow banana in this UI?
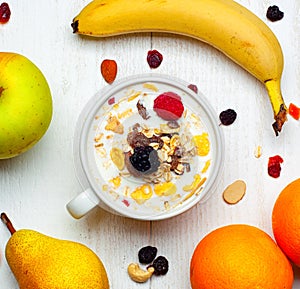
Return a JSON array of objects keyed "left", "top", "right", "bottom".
[{"left": 72, "top": 0, "right": 287, "bottom": 135}]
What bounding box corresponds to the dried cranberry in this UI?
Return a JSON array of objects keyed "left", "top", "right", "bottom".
[
  {"left": 268, "top": 155, "right": 284, "bottom": 178},
  {"left": 0, "top": 2, "right": 11, "bottom": 24},
  {"left": 188, "top": 84, "right": 198, "bottom": 94},
  {"left": 147, "top": 50, "right": 163, "bottom": 69},
  {"left": 108, "top": 97, "right": 115, "bottom": 105},
  {"left": 266, "top": 5, "right": 284, "bottom": 22},
  {"left": 219, "top": 109, "right": 237, "bottom": 126},
  {"left": 138, "top": 246, "right": 157, "bottom": 264}
]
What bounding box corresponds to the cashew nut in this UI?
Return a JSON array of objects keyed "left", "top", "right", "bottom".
[{"left": 127, "top": 263, "right": 154, "bottom": 283}]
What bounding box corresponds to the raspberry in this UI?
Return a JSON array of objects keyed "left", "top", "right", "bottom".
[{"left": 153, "top": 92, "right": 184, "bottom": 121}]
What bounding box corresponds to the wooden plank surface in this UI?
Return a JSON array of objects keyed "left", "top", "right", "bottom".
[{"left": 0, "top": 0, "right": 300, "bottom": 288}]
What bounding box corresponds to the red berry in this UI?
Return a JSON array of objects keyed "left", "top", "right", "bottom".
[
  {"left": 268, "top": 155, "right": 284, "bottom": 178},
  {"left": 0, "top": 2, "right": 10, "bottom": 24},
  {"left": 147, "top": 50, "right": 163, "bottom": 69},
  {"left": 153, "top": 92, "right": 184, "bottom": 121}
]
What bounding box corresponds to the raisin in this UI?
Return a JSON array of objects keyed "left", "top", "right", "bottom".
[
  {"left": 148, "top": 256, "right": 169, "bottom": 275},
  {"left": 138, "top": 246, "right": 158, "bottom": 264},
  {"left": 0, "top": 2, "right": 11, "bottom": 24},
  {"left": 147, "top": 50, "right": 163, "bottom": 69},
  {"left": 219, "top": 109, "right": 237, "bottom": 126},
  {"left": 266, "top": 6, "right": 284, "bottom": 22}
]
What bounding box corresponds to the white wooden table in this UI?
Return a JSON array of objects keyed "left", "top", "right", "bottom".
[{"left": 1, "top": 1, "right": 300, "bottom": 288}]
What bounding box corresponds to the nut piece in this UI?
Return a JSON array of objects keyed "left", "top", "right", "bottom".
[
  {"left": 222, "top": 180, "right": 246, "bottom": 204},
  {"left": 254, "top": 145, "right": 262, "bottom": 158},
  {"left": 127, "top": 263, "right": 154, "bottom": 283}
]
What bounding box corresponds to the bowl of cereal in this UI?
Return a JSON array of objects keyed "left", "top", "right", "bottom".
[{"left": 66, "top": 74, "right": 224, "bottom": 220}]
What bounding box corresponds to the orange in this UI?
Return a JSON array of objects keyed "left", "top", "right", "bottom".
[
  {"left": 272, "top": 178, "right": 300, "bottom": 266},
  {"left": 190, "top": 224, "right": 293, "bottom": 289}
]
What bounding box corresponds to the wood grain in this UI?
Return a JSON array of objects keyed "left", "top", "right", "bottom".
[{"left": 0, "top": 0, "right": 300, "bottom": 288}]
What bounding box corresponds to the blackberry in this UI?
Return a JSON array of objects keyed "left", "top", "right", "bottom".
[
  {"left": 138, "top": 246, "right": 158, "bottom": 264},
  {"left": 266, "top": 5, "right": 284, "bottom": 22},
  {"left": 148, "top": 256, "right": 169, "bottom": 275},
  {"left": 219, "top": 109, "right": 237, "bottom": 126},
  {"left": 129, "top": 146, "right": 160, "bottom": 174}
]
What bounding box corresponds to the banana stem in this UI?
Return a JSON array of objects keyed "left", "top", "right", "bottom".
[
  {"left": 1, "top": 213, "right": 16, "bottom": 235},
  {"left": 264, "top": 79, "right": 287, "bottom": 136}
]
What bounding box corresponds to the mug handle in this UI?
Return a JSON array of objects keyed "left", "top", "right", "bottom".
[{"left": 66, "top": 188, "right": 100, "bottom": 219}]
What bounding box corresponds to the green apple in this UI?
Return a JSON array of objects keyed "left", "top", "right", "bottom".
[{"left": 0, "top": 52, "right": 53, "bottom": 159}]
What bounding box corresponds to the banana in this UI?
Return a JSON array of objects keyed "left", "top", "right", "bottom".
[{"left": 71, "top": 0, "right": 287, "bottom": 135}]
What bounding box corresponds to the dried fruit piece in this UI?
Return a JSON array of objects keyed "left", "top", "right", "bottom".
[
  {"left": 147, "top": 50, "right": 163, "bottom": 69},
  {"left": 266, "top": 5, "right": 284, "bottom": 22},
  {"left": 110, "top": 147, "right": 125, "bottom": 170},
  {"left": 148, "top": 256, "right": 169, "bottom": 275},
  {"left": 193, "top": 133, "right": 210, "bottom": 156},
  {"left": 108, "top": 97, "right": 115, "bottom": 105},
  {"left": 109, "top": 176, "right": 121, "bottom": 188},
  {"left": 223, "top": 180, "right": 246, "bottom": 204},
  {"left": 188, "top": 84, "right": 198, "bottom": 94},
  {"left": 130, "top": 184, "right": 153, "bottom": 204},
  {"left": 153, "top": 92, "right": 184, "bottom": 121},
  {"left": 219, "top": 109, "right": 237, "bottom": 126},
  {"left": 268, "top": 155, "right": 284, "bottom": 178},
  {"left": 138, "top": 246, "right": 158, "bottom": 264},
  {"left": 288, "top": 103, "right": 300, "bottom": 120},
  {"left": 105, "top": 115, "right": 124, "bottom": 134},
  {"left": 137, "top": 99, "right": 150, "bottom": 120},
  {"left": 100, "top": 59, "right": 117, "bottom": 84},
  {"left": 0, "top": 2, "right": 10, "bottom": 24}
]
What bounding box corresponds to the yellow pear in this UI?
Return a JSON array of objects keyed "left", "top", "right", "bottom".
[{"left": 1, "top": 213, "right": 109, "bottom": 289}]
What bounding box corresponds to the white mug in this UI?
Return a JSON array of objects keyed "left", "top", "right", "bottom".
[{"left": 66, "top": 74, "right": 224, "bottom": 220}]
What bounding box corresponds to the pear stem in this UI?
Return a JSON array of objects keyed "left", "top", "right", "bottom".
[{"left": 1, "top": 213, "right": 16, "bottom": 235}]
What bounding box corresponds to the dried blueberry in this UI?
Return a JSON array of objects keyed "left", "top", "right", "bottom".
[
  {"left": 138, "top": 246, "right": 158, "bottom": 264},
  {"left": 148, "top": 256, "right": 169, "bottom": 275},
  {"left": 266, "top": 5, "right": 284, "bottom": 22},
  {"left": 219, "top": 109, "right": 237, "bottom": 126}
]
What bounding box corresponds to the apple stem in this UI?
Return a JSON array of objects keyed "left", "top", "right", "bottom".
[{"left": 1, "top": 213, "right": 16, "bottom": 235}]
